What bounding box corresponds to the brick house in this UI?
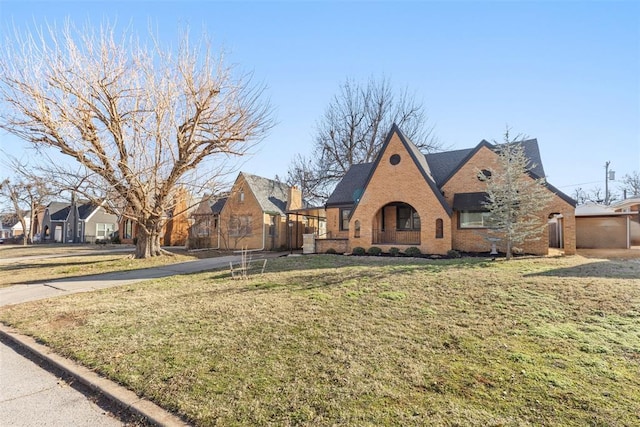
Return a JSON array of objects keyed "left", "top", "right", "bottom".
[
  {"left": 118, "top": 187, "right": 195, "bottom": 246},
  {"left": 189, "top": 172, "right": 316, "bottom": 251},
  {"left": 319, "top": 124, "right": 576, "bottom": 256}
]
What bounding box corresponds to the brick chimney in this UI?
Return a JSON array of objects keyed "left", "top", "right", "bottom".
[{"left": 287, "top": 185, "right": 302, "bottom": 211}]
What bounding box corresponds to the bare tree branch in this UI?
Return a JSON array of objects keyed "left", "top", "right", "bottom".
[
  {"left": 288, "top": 76, "right": 441, "bottom": 203},
  {"left": 0, "top": 20, "right": 274, "bottom": 258}
]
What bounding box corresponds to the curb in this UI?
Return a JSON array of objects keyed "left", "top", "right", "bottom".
[{"left": 0, "top": 324, "right": 190, "bottom": 427}]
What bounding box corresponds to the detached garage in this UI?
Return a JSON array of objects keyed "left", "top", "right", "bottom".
[{"left": 576, "top": 202, "right": 634, "bottom": 249}]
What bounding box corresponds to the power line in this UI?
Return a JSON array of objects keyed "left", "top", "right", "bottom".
[{"left": 557, "top": 181, "right": 601, "bottom": 189}]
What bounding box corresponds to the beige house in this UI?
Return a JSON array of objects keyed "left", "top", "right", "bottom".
[
  {"left": 319, "top": 124, "right": 576, "bottom": 256},
  {"left": 189, "top": 172, "right": 323, "bottom": 251},
  {"left": 613, "top": 197, "right": 640, "bottom": 246},
  {"left": 576, "top": 199, "right": 640, "bottom": 249}
]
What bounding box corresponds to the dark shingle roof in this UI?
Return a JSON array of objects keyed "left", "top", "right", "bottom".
[
  {"left": 425, "top": 148, "right": 474, "bottom": 186},
  {"left": 51, "top": 206, "right": 70, "bottom": 221},
  {"left": 47, "top": 202, "right": 70, "bottom": 221},
  {"left": 242, "top": 173, "right": 291, "bottom": 215},
  {"left": 78, "top": 203, "right": 98, "bottom": 220},
  {"left": 494, "top": 139, "right": 546, "bottom": 178},
  {"left": 327, "top": 129, "right": 572, "bottom": 208},
  {"left": 325, "top": 163, "right": 373, "bottom": 207},
  {"left": 210, "top": 197, "right": 227, "bottom": 214},
  {"left": 453, "top": 192, "right": 489, "bottom": 210}
]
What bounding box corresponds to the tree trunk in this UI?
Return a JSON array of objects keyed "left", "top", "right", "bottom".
[
  {"left": 135, "top": 223, "right": 163, "bottom": 258},
  {"left": 506, "top": 239, "right": 513, "bottom": 260},
  {"left": 19, "top": 218, "right": 28, "bottom": 246}
]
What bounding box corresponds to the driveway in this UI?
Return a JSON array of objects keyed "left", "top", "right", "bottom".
[{"left": 577, "top": 247, "right": 640, "bottom": 260}]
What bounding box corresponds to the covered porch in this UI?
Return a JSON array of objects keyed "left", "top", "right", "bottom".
[{"left": 370, "top": 202, "right": 421, "bottom": 245}]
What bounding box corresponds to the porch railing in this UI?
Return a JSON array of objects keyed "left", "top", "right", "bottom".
[{"left": 372, "top": 229, "right": 420, "bottom": 245}]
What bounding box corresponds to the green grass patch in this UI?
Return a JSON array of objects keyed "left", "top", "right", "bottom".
[{"left": 1, "top": 255, "right": 639, "bottom": 426}]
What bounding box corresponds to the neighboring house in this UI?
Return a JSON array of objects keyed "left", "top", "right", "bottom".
[
  {"left": 1, "top": 221, "right": 13, "bottom": 239},
  {"left": 10, "top": 217, "right": 30, "bottom": 238},
  {"left": 188, "top": 172, "right": 323, "bottom": 251},
  {"left": 612, "top": 197, "right": 640, "bottom": 246},
  {"left": 163, "top": 187, "right": 197, "bottom": 246},
  {"left": 189, "top": 195, "right": 227, "bottom": 249},
  {"left": 319, "top": 124, "right": 576, "bottom": 256},
  {"left": 41, "top": 199, "right": 118, "bottom": 243},
  {"left": 118, "top": 187, "right": 197, "bottom": 246},
  {"left": 575, "top": 202, "right": 636, "bottom": 249}
]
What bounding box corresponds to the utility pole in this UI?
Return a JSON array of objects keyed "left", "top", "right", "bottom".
[
  {"left": 604, "top": 161, "right": 615, "bottom": 205},
  {"left": 605, "top": 161, "right": 610, "bottom": 205}
]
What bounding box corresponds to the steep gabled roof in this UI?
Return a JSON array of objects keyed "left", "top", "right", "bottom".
[
  {"left": 325, "top": 163, "right": 373, "bottom": 207},
  {"left": 429, "top": 139, "right": 546, "bottom": 187},
  {"left": 327, "top": 127, "right": 574, "bottom": 211},
  {"left": 425, "top": 147, "right": 474, "bottom": 186},
  {"left": 78, "top": 202, "right": 99, "bottom": 220},
  {"left": 241, "top": 172, "right": 291, "bottom": 215},
  {"left": 210, "top": 197, "right": 227, "bottom": 214},
  {"left": 47, "top": 202, "right": 71, "bottom": 221},
  {"left": 335, "top": 124, "right": 452, "bottom": 216}
]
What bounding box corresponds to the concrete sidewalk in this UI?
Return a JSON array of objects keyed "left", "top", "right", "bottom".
[
  {"left": 0, "top": 251, "right": 286, "bottom": 426},
  {"left": 0, "top": 336, "right": 127, "bottom": 427},
  {"left": 1, "top": 252, "right": 282, "bottom": 306}
]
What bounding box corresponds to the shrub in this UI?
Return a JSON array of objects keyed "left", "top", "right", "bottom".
[
  {"left": 447, "top": 249, "right": 461, "bottom": 258},
  {"left": 389, "top": 247, "right": 400, "bottom": 257},
  {"left": 132, "top": 237, "right": 138, "bottom": 245},
  {"left": 325, "top": 248, "right": 337, "bottom": 254},
  {"left": 367, "top": 246, "right": 382, "bottom": 256},
  {"left": 404, "top": 246, "right": 422, "bottom": 257},
  {"left": 352, "top": 246, "right": 366, "bottom": 256}
]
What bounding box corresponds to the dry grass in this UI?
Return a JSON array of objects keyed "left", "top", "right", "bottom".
[
  {"left": 1, "top": 254, "right": 639, "bottom": 426},
  {"left": 0, "top": 244, "right": 200, "bottom": 287},
  {"left": 0, "top": 243, "right": 131, "bottom": 259}
]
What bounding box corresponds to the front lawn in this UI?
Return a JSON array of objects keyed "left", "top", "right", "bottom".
[{"left": 1, "top": 255, "right": 639, "bottom": 426}]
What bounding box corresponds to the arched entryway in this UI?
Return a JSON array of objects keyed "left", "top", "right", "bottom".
[
  {"left": 372, "top": 202, "right": 421, "bottom": 245},
  {"left": 548, "top": 213, "right": 564, "bottom": 249}
]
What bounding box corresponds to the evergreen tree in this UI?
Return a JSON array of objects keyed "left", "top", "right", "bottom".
[{"left": 483, "top": 130, "right": 553, "bottom": 260}]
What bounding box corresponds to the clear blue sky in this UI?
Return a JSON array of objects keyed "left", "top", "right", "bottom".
[{"left": 1, "top": 0, "right": 639, "bottom": 200}]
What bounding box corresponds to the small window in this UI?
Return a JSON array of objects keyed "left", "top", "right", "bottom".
[
  {"left": 435, "top": 218, "right": 443, "bottom": 239},
  {"left": 239, "top": 191, "right": 245, "bottom": 202},
  {"left": 354, "top": 220, "right": 361, "bottom": 238},
  {"left": 124, "top": 220, "right": 133, "bottom": 239},
  {"left": 229, "top": 215, "right": 252, "bottom": 237},
  {"left": 459, "top": 211, "right": 493, "bottom": 229},
  {"left": 397, "top": 205, "right": 420, "bottom": 230},
  {"left": 340, "top": 208, "right": 351, "bottom": 231},
  {"left": 390, "top": 154, "right": 401, "bottom": 165},
  {"left": 478, "top": 169, "right": 492, "bottom": 181},
  {"left": 269, "top": 215, "right": 277, "bottom": 237}
]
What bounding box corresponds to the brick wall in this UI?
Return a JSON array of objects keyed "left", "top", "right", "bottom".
[
  {"left": 315, "top": 238, "right": 349, "bottom": 254},
  {"left": 348, "top": 132, "right": 452, "bottom": 255},
  {"left": 441, "top": 145, "right": 576, "bottom": 255}
]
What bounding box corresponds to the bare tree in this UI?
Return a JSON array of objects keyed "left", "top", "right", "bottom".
[
  {"left": 482, "top": 129, "right": 553, "bottom": 260},
  {"left": 0, "top": 176, "right": 51, "bottom": 245},
  {"left": 620, "top": 171, "right": 640, "bottom": 198},
  {"left": 287, "top": 76, "right": 441, "bottom": 202},
  {"left": 572, "top": 187, "right": 587, "bottom": 205},
  {"left": 0, "top": 21, "right": 273, "bottom": 258}
]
